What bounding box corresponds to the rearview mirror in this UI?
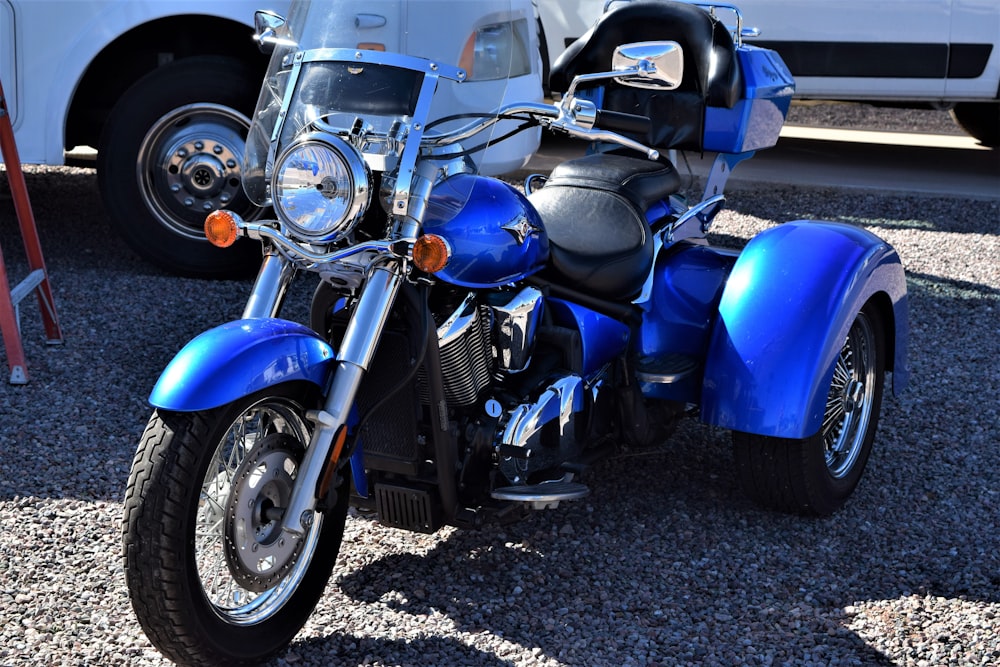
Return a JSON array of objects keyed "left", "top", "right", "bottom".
[
  {"left": 612, "top": 41, "right": 683, "bottom": 90},
  {"left": 254, "top": 10, "right": 286, "bottom": 54}
]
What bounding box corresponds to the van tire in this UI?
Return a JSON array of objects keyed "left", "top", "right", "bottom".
[
  {"left": 98, "top": 56, "right": 264, "bottom": 278},
  {"left": 951, "top": 102, "right": 1000, "bottom": 148}
]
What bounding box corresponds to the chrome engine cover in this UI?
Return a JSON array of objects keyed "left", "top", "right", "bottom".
[{"left": 497, "top": 374, "right": 587, "bottom": 485}]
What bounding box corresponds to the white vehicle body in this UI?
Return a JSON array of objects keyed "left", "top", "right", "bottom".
[
  {"left": 0, "top": 0, "right": 288, "bottom": 165},
  {"left": 536, "top": 0, "right": 1000, "bottom": 144},
  {"left": 0, "top": 0, "right": 541, "bottom": 276}
]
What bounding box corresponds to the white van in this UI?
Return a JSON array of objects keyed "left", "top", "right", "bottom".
[
  {"left": 536, "top": 0, "right": 1000, "bottom": 147},
  {"left": 1, "top": 0, "right": 541, "bottom": 277}
]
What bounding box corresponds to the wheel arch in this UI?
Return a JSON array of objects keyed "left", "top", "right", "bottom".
[
  {"left": 65, "top": 14, "right": 267, "bottom": 151},
  {"left": 700, "top": 220, "right": 909, "bottom": 439}
]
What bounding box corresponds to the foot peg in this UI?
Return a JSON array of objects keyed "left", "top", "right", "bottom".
[{"left": 491, "top": 474, "right": 589, "bottom": 510}]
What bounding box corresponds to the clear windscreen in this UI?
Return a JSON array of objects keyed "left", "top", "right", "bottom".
[{"left": 242, "top": 0, "right": 540, "bottom": 208}]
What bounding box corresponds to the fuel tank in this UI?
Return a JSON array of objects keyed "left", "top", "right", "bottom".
[{"left": 421, "top": 174, "right": 548, "bottom": 288}]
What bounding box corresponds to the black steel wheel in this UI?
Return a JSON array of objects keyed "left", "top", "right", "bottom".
[{"left": 98, "top": 56, "right": 264, "bottom": 277}]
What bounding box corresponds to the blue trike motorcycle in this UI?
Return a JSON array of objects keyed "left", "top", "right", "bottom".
[{"left": 122, "top": 0, "right": 908, "bottom": 663}]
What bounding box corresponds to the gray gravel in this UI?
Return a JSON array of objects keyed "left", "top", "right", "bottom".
[
  {"left": 2, "top": 104, "right": 999, "bottom": 666},
  {"left": 785, "top": 101, "right": 964, "bottom": 136}
]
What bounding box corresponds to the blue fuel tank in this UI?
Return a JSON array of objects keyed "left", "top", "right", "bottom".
[{"left": 421, "top": 174, "right": 549, "bottom": 288}]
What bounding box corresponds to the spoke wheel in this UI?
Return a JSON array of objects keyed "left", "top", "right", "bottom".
[
  {"left": 194, "top": 400, "right": 317, "bottom": 623},
  {"left": 123, "top": 384, "right": 350, "bottom": 664},
  {"left": 733, "top": 303, "right": 886, "bottom": 516},
  {"left": 823, "top": 311, "right": 877, "bottom": 478}
]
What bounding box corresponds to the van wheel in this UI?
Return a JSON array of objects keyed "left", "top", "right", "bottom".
[
  {"left": 951, "top": 103, "right": 999, "bottom": 148},
  {"left": 98, "top": 56, "right": 264, "bottom": 278}
]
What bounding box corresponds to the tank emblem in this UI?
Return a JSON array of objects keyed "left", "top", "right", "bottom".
[{"left": 501, "top": 215, "right": 541, "bottom": 245}]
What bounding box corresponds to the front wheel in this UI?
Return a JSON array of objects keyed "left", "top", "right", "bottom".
[
  {"left": 733, "top": 304, "right": 886, "bottom": 516},
  {"left": 122, "top": 384, "right": 349, "bottom": 665},
  {"left": 98, "top": 56, "right": 264, "bottom": 277}
]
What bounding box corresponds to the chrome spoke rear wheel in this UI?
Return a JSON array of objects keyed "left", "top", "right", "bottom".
[
  {"left": 733, "top": 303, "right": 886, "bottom": 516},
  {"left": 822, "top": 311, "right": 877, "bottom": 478}
]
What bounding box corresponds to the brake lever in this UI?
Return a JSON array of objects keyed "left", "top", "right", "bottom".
[{"left": 543, "top": 104, "right": 660, "bottom": 161}]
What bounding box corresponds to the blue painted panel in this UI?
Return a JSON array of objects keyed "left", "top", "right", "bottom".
[
  {"left": 635, "top": 243, "right": 735, "bottom": 359},
  {"left": 149, "top": 318, "right": 335, "bottom": 411},
  {"left": 423, "top": 174, "right": 549, "bottom": 288},
  {"left": 701, "top": 221, "right": 908, "bottom": 438},
  {"left": 704, "top": 46, "right": 795, "bottom": 152},
  {"left": 546, "top": 298, "right": 629, "bottom": 377}
]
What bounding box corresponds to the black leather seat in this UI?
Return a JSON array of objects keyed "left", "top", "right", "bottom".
[
  {"left": 549, "top": 0, "right": 743, "bottom": 152},
  {"left": 529, "top": 154, "right": 680, "bottom": 301}
]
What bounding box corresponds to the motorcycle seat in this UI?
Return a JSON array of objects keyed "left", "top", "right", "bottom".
[{"left": 529, "top": 153, "right": 677, "bottom": 301}]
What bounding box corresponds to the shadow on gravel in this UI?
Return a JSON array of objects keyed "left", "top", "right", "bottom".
[
  {"left": 323, "top": 434, "right": 907, "bottom": 665},
  {"left": 310, "top": 401, "right": 997, "bottom": 664}
]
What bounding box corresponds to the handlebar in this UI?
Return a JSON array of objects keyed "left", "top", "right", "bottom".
[
  {"left": 425, "top": 99, "right": 659, "bottom": 161},
  {"left": 593, "top": 109, "right": 651, "bottom": 136}
]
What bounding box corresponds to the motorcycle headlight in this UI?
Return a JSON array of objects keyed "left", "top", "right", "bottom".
[{"left": 272, "top": 133, "right": 371, "bottom": 242}]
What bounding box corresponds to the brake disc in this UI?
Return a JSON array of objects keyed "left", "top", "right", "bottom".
[{"left": 224, "top": 433, "right": 307, "bottom": 592}]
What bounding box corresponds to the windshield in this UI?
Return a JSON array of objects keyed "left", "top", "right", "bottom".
[{"left": 243, "top": 0, "right": 538, "bottom": 208}]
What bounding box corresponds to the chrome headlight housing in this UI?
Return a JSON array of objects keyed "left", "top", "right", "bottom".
[{"left": 271, "top": 133, "right": 371, "bottom": 242}]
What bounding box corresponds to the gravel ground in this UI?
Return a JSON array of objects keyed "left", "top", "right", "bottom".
[
  {"left": 1, "top": 105, "right": 999, "bottom": 666},
  {"left": 785, "top": 101, "right": 964, "bottom": 136}
]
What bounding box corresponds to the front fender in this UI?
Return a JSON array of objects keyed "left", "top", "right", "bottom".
[
  {"left": 149, "top": 318, "right": 335, "bottom": 411},
  {"left": 701, "top": 221, "right": 908, "bottom": 439}
]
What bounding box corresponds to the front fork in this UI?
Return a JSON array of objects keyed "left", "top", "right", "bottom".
[
  {"left": 246, "top": 252, "right": 405, "bottom": 536},
  {"left": 243, "top": 252, "right": 298, "bottom": 319},
  {"left": 291, "top": 261, "right": 405, "bottom": 533}
]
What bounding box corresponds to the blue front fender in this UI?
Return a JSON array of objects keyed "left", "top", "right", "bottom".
[
  {"left": 149, "top": 318, "right": 336, "bottom": 411},
  {"left": 701, "top": 221, "right": 908, "bottom": 439}
]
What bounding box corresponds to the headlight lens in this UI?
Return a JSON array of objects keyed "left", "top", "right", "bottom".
[{"left": 272, "top": 134, "right": 371, "bottom": 242}]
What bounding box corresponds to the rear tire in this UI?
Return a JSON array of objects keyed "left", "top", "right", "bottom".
[
  {"left": 733, "top": 303, "right": 886, "bottom": 516},
  {"left": 122, "top": 384, "right": 349, "bottom": 664},
  {"left": 98, "top": 56, "right": 264, "bottom": 277},
  {"left": 951, "top": 102, "right": 1000, "bottom": 148}
]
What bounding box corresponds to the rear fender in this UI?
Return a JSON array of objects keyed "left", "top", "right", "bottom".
[
  {"left": 149, "top": 318, "right": 336, "bottom": 411},
  {"left": 701, "top": 221, "right": 908, "bottom": 439}
]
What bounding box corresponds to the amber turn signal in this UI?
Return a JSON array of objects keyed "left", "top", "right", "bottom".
[
  {"left": 412, "top": 234, "right": 451, "bottom": 274},
  {"left": 204, "top": 210, "right": 241, "bottom": 248}
]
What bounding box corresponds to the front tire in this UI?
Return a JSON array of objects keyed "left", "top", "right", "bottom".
[
  {"left": 733, "top": 304, "right": 886, "bottom": 516},
  {"left": 122, "top": 385, "right": 349, "bottom": 665},
  {"left": 98, "top": 56, "right": 264, "bottom": 277}
]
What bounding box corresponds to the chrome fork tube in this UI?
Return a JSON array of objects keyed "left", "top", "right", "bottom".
[
  {"left": 282, "top": 260, "right": 404, "bottom": 535},
  {"left": 243, "top": 251, "right": 297, "bottom": 319}
]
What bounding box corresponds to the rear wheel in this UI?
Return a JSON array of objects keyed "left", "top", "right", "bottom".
[
  {"left": 122, "top": 384, "right": 349, "bottom": 664},
  {"left": 98, "top": 56, "right": 264, "bottom": 277},
  {"left": 733, "top": 304, "right": 886, "bottom": 516}
]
